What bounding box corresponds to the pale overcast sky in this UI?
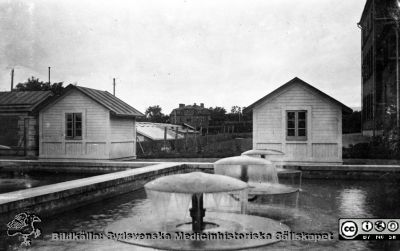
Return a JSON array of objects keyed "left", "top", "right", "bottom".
[{"left": 0, "top": 0, "right": 365, "bottom": 113}]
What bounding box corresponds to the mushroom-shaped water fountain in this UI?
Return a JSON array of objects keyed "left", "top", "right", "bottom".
[
  {"left": 241, "top": 149, "right": 302, "bottom": 189},
  {"left": 105, "top": 172, "right": 290, "bottom": 250},
  {"left": 144, "top": 171, "right": 249, "bottom": 232},
  {"left": 214, "top": 156, "right": 300, "bottom": 203}
]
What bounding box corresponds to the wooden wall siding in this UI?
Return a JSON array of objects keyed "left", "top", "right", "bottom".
[
  {"left": 110, "top": 117, "right": 136, "bottom": 158},
  {"left": 18, "top": 116, "right": 38, "bottom": 150},
  {"left": 110, "top": 141, "right": 134, "bottom": 159},
  {"left": 312, "top": 143, "right": 338, "bottom": 159},
  {"left": 42, "top": 142, "right": 63, "bottom": 155},
  {"left": 86, "top": 142, "right": 107, "bottom": 157},
  {"left": 255, "top": 143, "right": 282, "bottom": 151},
  {"left": 26, "top": 117, "right": 38, "bottom": 149},
  {"left": 286, "top": 143, "right": 308, "bottom": 159},
  {"left": 40, "top": 89, "right": 110, "bottom": 158},
  {"left": 39, "top": 90, "right": 138, "bottom": 159},
  {"left": 255, "top": 107, "right": 282, "bottom": 142},
  {"left": 0, "top": 114, "right": 39, "bottom": 156},
  {"left": 41, "top": 90, "right": 109, "bottom": 140},
  {"left": 65, "top": 142, "right": 83, "bottom": 155},
  {"left": 252, "top": 83, "right": 342, "bottom": 163},
  {"left": 312, "top": 107, "right": 339, "bottom": 142},
  {"left": 110, "top": 118, "right": 135, "bottom": 141}
]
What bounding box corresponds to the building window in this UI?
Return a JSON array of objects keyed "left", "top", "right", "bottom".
[
  {"left": 65, "top": 113, "right": 82, "bottom": 139},
  {"left": 286, "top": 111, "right": 307, "bottom": 141}
]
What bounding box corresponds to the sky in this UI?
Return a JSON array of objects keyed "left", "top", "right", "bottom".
[{"left": 0, "top": 0, "right": 365, "bottom": 113}]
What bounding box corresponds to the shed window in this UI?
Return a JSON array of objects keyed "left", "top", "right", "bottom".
[
  {"left": 286, "top": 111, "right": 307, "bottom": 141},
  {"left": 65, "top": 113, "right": 82, "bottom": 139}
]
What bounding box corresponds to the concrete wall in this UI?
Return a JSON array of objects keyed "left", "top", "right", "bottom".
[
  {"left": 0, "top": 162, "right": 208, "bottom": 229},
  {"left": 1, "top": 159, "right": 400, "bottom": 233},
  {"left": 253, "top": 82, "right": 342, "bottom": 164}
]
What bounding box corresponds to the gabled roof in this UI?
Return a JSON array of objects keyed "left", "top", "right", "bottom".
[
  {"left": 0, "top": 91, "right": 53, "bottom": 113},
  {"left": 40, "top": 84, "right": 144, "bottom": 117},
  {"left": 243, "top": 77, "right": 353, "bottom": 114}
]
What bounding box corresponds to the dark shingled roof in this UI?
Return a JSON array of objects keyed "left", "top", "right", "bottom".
[
  {"left": 243, "top": 77, "right": 353, "bottom": 114},
  {"left": 41, "top": 84, "right": 144, "bottom": 117},
  {"left": 0, "top": 91, "right": 53, "bottom": 112}
]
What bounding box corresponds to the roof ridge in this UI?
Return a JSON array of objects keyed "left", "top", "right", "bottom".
[
  {"left": 243, "top": 77, "right": 352, "bottom": 114},
  {"left": 68, "top": 84, "right": 144, "bottom": 117}
]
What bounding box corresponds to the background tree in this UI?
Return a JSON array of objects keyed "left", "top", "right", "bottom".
[
  {"left": 241, "top": 106, "right": 252, "bottom": 121},
  {"left": 144, "top": 105, "right": 169, "bottom": 123},
  {"left": 229, "top": 105, "right": 242, "bottom": 122},
  {"left": 209, "top": 106, "right": 227, "bottom": 125},
  {"left": 15, "top": 76, "right": 64, "bottom": 95}
]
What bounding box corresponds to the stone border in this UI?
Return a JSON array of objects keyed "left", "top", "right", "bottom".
[
  {"left": 1, "top": 160, "right": 400, "bottom": 228},
  {"left": 284, "top": 164, "right": 400, "bottom": 180},
  {"left": 0, "top": 159, "right": 157, "bottom": 174},
  {"left": 0, "top": 163, "right": 208, "bottom": 229}
]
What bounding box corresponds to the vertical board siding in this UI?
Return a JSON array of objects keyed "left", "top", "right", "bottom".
[
  {"left": 312, "top": 143, "right": 338, "bottom": 159},
  {"left": 286, "top": 143, "right": 308, "bottom": 159},
  {"left": 253, "top": 83, "right": 342, "bottom": 163},
  {"left": 42, "top": 142, "right": 63, "bottom": 155},
  {"left": 86, "top": 143, "right": 107, "bottom": 157},
  {"left": 65, "top": 142, "right": 83, "bottom": 155}
]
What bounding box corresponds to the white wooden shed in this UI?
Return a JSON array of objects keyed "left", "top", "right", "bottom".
[
  {"left": 244, "top": 77, "right": 352, "bottom": 164},
  {"left": 38, "top": 84, "right": 144, "bottom": 159}
]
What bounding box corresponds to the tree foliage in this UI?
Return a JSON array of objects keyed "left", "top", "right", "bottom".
[
  {"left": 230, "top": 105, "right": 241, "bottom": 114},
  {"left": 209, "top": 106, "right": 227, "bottom": 124},
  {"left": 15, "top": 76, "right": 64, "bottom": 95},
  {"left": 144, "top": 105, "right": 169, "bottom": 123}
]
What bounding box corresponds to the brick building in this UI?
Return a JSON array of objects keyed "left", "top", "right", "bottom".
[
  {"left": 358, "top": 0, "right": 400, "bottom": 136},
  {"left": 170, "top": 103, "right": 210, "bottom": 129}
]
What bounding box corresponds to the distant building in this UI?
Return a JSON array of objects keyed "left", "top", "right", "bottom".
[
  {"left": 38, "top": 84, "right": 143, "bottom": 159},
  {"left": 136, "top": 122, "right": 197, "bottom": 142},
  {"left": 358, "top": 0, "right": 399, "bottom": 136},
  {"left": 244, "top": 77, "right": 352, "bottom": 164},
  {"left": 170, "top": 103, "right": 210, "bottom": 129},
  {"left": 0, "top": 91, "right": 53, "bottom": 156}
]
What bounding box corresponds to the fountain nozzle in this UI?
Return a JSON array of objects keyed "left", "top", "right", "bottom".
[{"left": 190, "top": 193, "right": 206, "bottom": 232}]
